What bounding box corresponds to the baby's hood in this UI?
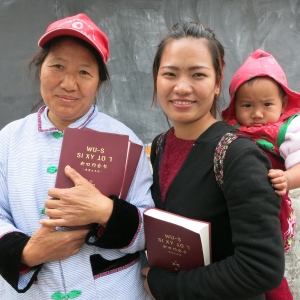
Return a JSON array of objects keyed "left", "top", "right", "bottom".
[{"left": 222, "top": 49, "right": 300, "bottom": 125}]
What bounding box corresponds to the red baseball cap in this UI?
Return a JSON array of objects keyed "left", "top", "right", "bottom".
[{"left": 38, "top": 13, "right": 109, "bottom": 63}]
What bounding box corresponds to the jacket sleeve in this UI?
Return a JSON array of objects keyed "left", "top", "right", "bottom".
[
  {"left": 147, "top": 139, "right": 284, "bottom": 300},
  {"left": 279, "top": 116, "right": 300, "bottom": 169},
  {"left": 0, "top": 232, "right": 42, "bottom": 293},
  {"left": 86, "top": 144, "right": 154, "bottom": 251},
  {"left": 0, "top": 157, "right": 42, "bottom": 292}
]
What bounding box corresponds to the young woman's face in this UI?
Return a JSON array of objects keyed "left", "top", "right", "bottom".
[
  {"left": 235, "top": 77, "right": 286, "bottom": 127},
  {"left": 40, "top": 38, "right": 100, "bottom": 131},
  {"left": 156, "top": 37, "right": 220, "bottom": 127}
]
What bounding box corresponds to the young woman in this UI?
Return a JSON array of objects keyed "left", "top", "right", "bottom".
[
  {"left": 0, "top": 14, "right": 153, "bottom": 299},
  {"left": 142, "top": 22, "right": 284, "bottom": 300}
]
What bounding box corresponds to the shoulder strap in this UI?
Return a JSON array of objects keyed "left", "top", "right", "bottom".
[
  {"left": 277, "top": 113, "right": 300, "bottom": 147},
  {"left": 155, "top": 131, "right": 167, "bottom": 155},
  {"left": 155, "top": 130, "right": 241, "bottom": 190},
  {"left": 213, "top": 132, "right": 240, "bottom": 190},
  {"left": 150, "top": 131, "right": 168, "bottom": 167}
]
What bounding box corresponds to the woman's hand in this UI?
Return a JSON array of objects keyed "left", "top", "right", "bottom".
[
  {"left": 40, "top": 165, "right": 113, "bottom": 228},
  {"left": 141, "top": 267, "right": 155, "bottom": 299},
  {"left": 21, "top": 225, "right": 89, "bottom": 267}
]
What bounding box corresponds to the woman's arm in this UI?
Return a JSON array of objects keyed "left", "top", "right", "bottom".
[
  {"left": 0, "top": 151, "right": 37, "bottom": 292},
  {"left": 87, "top": 148, "right": 154, "bottom": 252},
  {"left": 147, "top": 139, "right": 284, "bottom": 300},
  {"left": 0, "top": 166, "right": 89, "bottom": 293},
  {"left": 21, "top": 226, "right": 89, "bottom": 267},
  {"left": 41, "top": 147, "right": 154, "bottom": 251}
]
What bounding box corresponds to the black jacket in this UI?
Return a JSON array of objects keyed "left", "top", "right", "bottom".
[{"left": 148, "top": 121, "right": 284, "bottom": 300}]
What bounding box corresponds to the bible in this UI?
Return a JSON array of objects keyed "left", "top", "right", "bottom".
[
  {"left": 119, "top": 140, "right": 143, "bottom": 199},
  {"left": 55, "top": 127, "right": 142, "bottom": 199},
  {"left": 144, "top": 208, "right": 211, "bottom": 273}
]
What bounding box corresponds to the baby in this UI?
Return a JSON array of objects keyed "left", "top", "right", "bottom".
[{"left": 222, "top": 49, "right": 300, "bottom": 300}]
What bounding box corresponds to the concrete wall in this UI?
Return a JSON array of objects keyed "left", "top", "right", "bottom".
[{"left": 286, "top": 188, "right": 300, "bottom": 298}]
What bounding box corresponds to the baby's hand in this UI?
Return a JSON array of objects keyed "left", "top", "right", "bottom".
[{"left": 268, "top": 169, "right": 288, "bottom": 196}]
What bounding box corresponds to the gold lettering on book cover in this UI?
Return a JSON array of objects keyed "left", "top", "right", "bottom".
[
  {"left": 77, "top": 154, "right": 113, "bottom": 162},
  {"left": 172, "top": 261, "right": 180, "bottom": 271},
  {"left": 157, "top": 234, "right": 191, "bottom": 257},
  {"left": 76, "top": 146, "right": 114, "bottom": 174},
  {"left": 86, "top": 146, "right": 105, "bottom": 153}
]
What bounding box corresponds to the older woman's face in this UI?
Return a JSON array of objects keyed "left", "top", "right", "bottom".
[{"left": 40, "top": 38, "right": 100, "bottom": 131}]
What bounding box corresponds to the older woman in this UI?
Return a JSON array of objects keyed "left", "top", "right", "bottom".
[{"left": 0, "top": 14, "right": 153, "bottom": 299}]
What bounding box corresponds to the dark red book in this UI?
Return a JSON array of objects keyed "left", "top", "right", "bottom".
[
  {"left": 55, "top": 127, "right": 130, "bottom": 197},
  {"left": 144, "top": 208, "right": 211, "bottom": 273},
  {"left": 82, "top": 128, "right": 142, "bottom": 199},
  {"left": 119, "top": 141, "right": 143, "bottom": 199}
]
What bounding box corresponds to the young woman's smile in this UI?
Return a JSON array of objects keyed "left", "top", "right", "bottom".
[{"left": 156, "top": 37, "right": 220, "bottom": 138}]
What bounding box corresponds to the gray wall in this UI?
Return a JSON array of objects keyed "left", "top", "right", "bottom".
[
  {"left": 0, "top": 0, "right": 299, "bottom": 297},
  {"left": 1, "top": 0, "right": 300, "bottom": 144}
]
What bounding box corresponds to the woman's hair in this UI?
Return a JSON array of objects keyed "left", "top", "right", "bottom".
[
  {"left": 29, "top": 36, "right": 111, "bottom": 111},
  {"left": 152, "top": 22, "right": 225, "bottom": 118}
]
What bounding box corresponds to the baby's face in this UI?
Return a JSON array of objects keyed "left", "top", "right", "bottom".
[{"left": 234, "top": 77, "right": 286, "bottom": 127}]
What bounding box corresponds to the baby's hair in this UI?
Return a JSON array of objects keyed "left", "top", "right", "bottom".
[
  {"left": 152, "top": 21, "right": 225, "bottom": 118},
  {"left": 246, "top": 76, "right": 286, "bottom": 99},
  {"left": 245, "top": 76, "right": 287, "bottom": 108}
]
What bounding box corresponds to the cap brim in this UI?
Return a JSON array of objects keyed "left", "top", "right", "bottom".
[{"left": 38, "top": 28, "right": 105, "bottom": 62}]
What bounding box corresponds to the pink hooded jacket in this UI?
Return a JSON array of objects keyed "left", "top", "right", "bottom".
[
  {"left": 222, "top": 49, "right": 299, "bottom": 253},
  {"left": 222, "top": 49, "right": 300, "bottom": 154}
]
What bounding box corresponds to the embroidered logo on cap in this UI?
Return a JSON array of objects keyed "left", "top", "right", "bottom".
[
  {"left": 267, "top": 58, "right": 276, "bottom": 65},
  {"left": 58, "top": 18, "right": 96, "bottom": 42},
  {"left": 72, "top": 22, "right": 83, "bottom": 30}
]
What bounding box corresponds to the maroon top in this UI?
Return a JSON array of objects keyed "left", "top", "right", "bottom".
[{"left": 159, "top": 129, "right": 195, "bottom": 201}]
